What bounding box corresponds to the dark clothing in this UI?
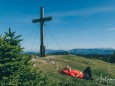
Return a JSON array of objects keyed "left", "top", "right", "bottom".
[{"left": 83, "top": 67, "right": 93, "bottom": 80}]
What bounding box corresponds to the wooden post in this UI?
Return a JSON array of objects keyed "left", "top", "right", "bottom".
[{"left": 32, "top": 7, "right": 52, "bottom": 57}]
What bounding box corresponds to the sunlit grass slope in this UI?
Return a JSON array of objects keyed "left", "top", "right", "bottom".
[{"left": 31, "top": 55, "right": 115, "bottom": 86}]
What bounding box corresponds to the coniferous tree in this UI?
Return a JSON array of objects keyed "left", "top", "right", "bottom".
[
  {"left": 0, "top": 28, "right": 23, "bottom": 62},
  {"left": 0, "top": 28, "right": 50, "bottom": 85},
  {"left": 0, "top": 28, "right": 24, "bottom": 79}
]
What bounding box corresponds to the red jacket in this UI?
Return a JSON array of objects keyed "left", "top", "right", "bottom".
[{"left": 63, "top": 69, "right": 84, "bottom": 79}]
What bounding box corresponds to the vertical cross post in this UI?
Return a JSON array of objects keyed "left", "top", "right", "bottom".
[
  {"left": 40, "top": 7, "right": 44, "bottom": 57},
  {"left": 32, "top": 7, "right": 52, "bottom": 57}
]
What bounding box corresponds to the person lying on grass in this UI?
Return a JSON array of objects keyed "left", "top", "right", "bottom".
[{"left": 61, "top": 66, "right": 94, "bottom": 80}]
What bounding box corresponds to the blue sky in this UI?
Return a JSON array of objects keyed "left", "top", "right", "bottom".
[{"left": 0, "top": 0, "right": 115, "bottom": 51}]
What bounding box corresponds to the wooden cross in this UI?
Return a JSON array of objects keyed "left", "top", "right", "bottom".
[{"left": 32, "top": 7, "right": 52, "bottom": 57}]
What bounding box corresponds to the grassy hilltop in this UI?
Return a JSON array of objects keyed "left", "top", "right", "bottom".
[
  {"left": 31, "top": 55, "right": 115, "bottom": 86},
  {"left": 1, "top": 28, "right": 115, "bottom": 86}
]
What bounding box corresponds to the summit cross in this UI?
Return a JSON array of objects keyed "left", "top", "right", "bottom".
[{"left": 32, "top": 7, "right": 52, "bottom": 57}]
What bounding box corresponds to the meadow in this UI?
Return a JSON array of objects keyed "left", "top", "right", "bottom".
[{"left": 31, "top": 55, "right": 115, "bottom": 86}]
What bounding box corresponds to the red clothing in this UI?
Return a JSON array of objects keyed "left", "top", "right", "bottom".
[{"left": 63, "top": 69, "right": 84, "bottom": 79}]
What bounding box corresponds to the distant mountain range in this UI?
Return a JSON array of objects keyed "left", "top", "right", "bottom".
[
  {"left": 69, "top": 48, "right": 115, "bottom": 55},
  {"left": 24, "top": 48, "right": 115, "bottom": 55}
]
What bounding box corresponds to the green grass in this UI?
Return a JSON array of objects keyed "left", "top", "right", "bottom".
[{"left": 31, "top": 55, "right": 115, "bottom": 86}]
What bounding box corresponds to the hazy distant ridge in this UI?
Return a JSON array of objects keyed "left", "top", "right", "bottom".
[
  {"left": 24, "top": 48, "right": 115, "bottom": 55},
  {"left": 69, "top": 48, "right": 115, "bottom": 55}
]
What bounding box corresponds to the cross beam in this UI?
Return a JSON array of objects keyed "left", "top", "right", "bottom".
[{"left": 32, "top": 7, "right": 52, "bottom": 57}]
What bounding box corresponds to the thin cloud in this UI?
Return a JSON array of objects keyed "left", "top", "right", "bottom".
[
  {"left": 0, "top": 15, "right": 38, "bottom": 24},
  {"left": 0, "top": 6, "right": 114, "bottom": 25},
  {"left": 47, "top": 6, "right": 115, "bottom": 17},
  {"left": 76, "top": 30, "right": 94, "bottom": 34},
  {"left": 105, "top": 28, "right": 115, "bottom": 31}
]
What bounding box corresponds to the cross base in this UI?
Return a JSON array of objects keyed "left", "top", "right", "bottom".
[{"left": 40, "top": 44, "right": 45, "bottom": 57}]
